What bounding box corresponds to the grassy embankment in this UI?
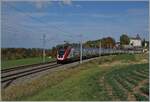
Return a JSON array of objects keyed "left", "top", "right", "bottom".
[
  {"left": 1, "top": 57, "right": 55, "bottom": 69},
  {"left": 2, "top": 53, "right": 149, "bottom": 101}
]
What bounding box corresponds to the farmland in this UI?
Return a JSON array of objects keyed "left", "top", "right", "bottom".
[{"left": 1, "top": 53, "right": 149, "bottom": 101}]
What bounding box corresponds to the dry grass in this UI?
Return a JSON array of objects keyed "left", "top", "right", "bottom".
[{"left": 1, "top": 61, "right": 95, "bottom": 100}]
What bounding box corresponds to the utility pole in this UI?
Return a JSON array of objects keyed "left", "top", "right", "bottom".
[
  {"left": 99, "top": 40, "right": 101, "bottom": 57},
  {"left": 42, "top": 34, "right": 46, "bottom": 63},
  {"left": 99, "top": 34, "right": 103, "bottom": 57},
  {"left": 80, "top": 34, "right": 83, "bottom": 64},
  {"left": 80, "top": 40, "right": 82, "bottom": 64}
]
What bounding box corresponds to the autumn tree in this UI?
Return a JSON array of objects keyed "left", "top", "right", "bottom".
[
  {"left": 120, "top": 34, "right": 130, "bottom": 46},
  {"left": 101, "top": 37, "right": 116, "bottom": 48}
]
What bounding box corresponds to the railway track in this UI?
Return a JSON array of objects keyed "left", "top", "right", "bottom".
[
  {"left": 1, "top": 60, "right": 56, "bottom": 73},
  {"left": 1, "top": 57, "right": 97, "bottom": 88},
  {"left": 1, "top": 61, "right": 61, "bottom": 87}
]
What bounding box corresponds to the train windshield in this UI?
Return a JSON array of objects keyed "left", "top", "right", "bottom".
[{"left": 58, "top": 50, "right": 65, "bottom": 56}]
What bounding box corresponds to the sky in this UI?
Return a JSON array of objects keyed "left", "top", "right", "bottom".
[{"left": 1, "top": 1, "right": 149, "bottom": 48}]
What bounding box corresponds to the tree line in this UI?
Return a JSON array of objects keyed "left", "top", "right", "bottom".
[
  {"left": 2, "top": 34, "right": 148, "bottom": 60},
  {"left": 1, "top": 48, "right": 52, "bottom": 60}
]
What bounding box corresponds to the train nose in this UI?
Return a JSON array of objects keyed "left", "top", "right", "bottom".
[
  {"left": 57, "top": 55, "right": 64, "bottom": 60},
  {"left": 59, "top": 55, "right": 63, "bottom": 58}
]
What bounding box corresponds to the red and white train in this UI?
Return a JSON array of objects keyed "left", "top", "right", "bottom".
[{"left": 57, "top": 46, "right": 142, "bottom": 64}]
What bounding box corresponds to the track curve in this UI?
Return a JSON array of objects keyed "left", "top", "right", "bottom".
[{"left": 1, "top": 62, "right": 61, "bottom": 88}]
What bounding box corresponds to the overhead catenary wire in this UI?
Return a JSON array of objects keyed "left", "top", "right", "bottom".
[
  {"left": 4, "top": 3, "right": 80, "bottom": 49},
  {"left": 9, "top": 5, "right": 85, "bottom": 49},
  {"left": 5, "top": 23, "right": 68, "bottom": 42},
  {"left": 6, "top": 3, "right": 94, "bottom": 44},
  {"left": 7, "top": 3, "right": 74, "bottom": 39}
]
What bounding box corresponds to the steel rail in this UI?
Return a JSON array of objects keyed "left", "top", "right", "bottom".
[
  {"left": 1, "top": 63, "right": 61, "bottom": 83},
  {"left": 1, "top": 60, "right": 56, "bottom": 73},
  {"left": 2, "top": 63, "right": 58, "bottom": 78}
]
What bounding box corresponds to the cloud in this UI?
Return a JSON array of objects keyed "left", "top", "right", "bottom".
[
  {"left": 91, "top": 14, "right": 119, "bottom": 18},
  {"left": 62, "top": 0, "right": 72, "bottom": 5},
  {"left": 34, "top": 1, "right": 51, "bottom": 9},
  {"left": 75, "top": 4, "right": 81, "bottom": 8},
  {"left": 127, "top": 8, "right": 148, "bottom": 16},
  {"left": 34, "top": 0, "right": 73, "bottom": 8},
  {"left": 27, "top": 12, "right": 50, "bottom": 18},
  {"left": 67, "top": 13, "right": 119, "bottom": 18},
  {"left": 35, "top": 1, "right": 43, "bottom": 9}
]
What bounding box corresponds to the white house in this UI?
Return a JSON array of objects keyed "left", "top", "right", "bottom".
[{"left": 129, "top": 34, "right": 142, "bottom": 47}]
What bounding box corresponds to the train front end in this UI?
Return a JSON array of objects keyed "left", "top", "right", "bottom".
[
  {"left": 57, "top": 47, "right": 71, "bottom": 64},
  {"left": 57, "top": 49, "right": 65, "bottom": 63}
]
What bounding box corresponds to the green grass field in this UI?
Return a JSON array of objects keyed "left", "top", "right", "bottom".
[
  {"left": 1, "top": 54, "right": 149, "bottom": 101},
  {"left": 1, "top": 56, "right": 55, "bottom": 69}
]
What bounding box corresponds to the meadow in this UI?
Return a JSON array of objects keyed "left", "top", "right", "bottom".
[{"left": 1, "top": 53, "right": 149, "bottom": 101}]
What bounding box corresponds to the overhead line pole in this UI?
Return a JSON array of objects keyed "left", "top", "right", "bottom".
[
  {"left": 80, "top": 40, "right": 83, "bottom": 64},
  {"left": 99, "top": 34, "right": 103, "bottom": 57},
  {"left": 43, "top": 34, "right": 46, "bottom": 63},
  {"left": 80, "top": 34, "right": 83, "bottom": 64},
  {"left": 99, "top": 40, "right": 101, "bottom": 57}
]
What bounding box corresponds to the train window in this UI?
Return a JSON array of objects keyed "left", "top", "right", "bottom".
[{"left": 59, "top": 50, "right": 65, "bottom": 56}]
